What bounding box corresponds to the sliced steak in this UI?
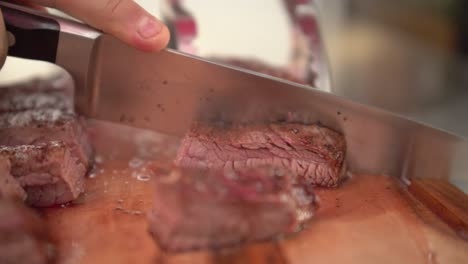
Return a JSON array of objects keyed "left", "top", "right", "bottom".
[
  {"left": 0, "top": 91, "right": 72, "bottom": 113},
  {"left": 0, "top": 74, "right": 92, "bottom": 206},
  {"left": 0, "top": 108, "right": 93, "bottom": 168},
  {"left": 0, "top": 199, "right": 51, "bottom": 264},
  {"left": 0, "top": 75, "right": 73, "bottom": 114},
  {"left": 0, "top": 142, "right": 86, "bottom": 207},
  {"left": 0, "top": 74, "right": 74, "bottom": 96},
  {"left": 176, "top": 123, "right": 346, "bottom": 187},
  {"left": 0, "top": 158, "right": 26, "bottom": 201},
  {"left": 149, "top": 166, "right": 315, "bottom": 252},
  {"left": 0, "top": 89, "right": 73, "bottom": 113}
]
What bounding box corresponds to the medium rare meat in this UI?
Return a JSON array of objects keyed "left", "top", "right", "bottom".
[
  {"left": 0, "top": 158, "right": 26, "bottom": 201},
  {"left": 149, "top": 166, "right": 316, "bottom": 252},
  {"left": 0, "top": 199, "right": 51, "bottom": 264},
  {"left": 0, "top": 142, "right": 86, "bottom": 207},
  {"left": 0, "top": 75, "right": 93, "bottom": 206},
  {"left": 176, "top": 123, "right": 346, "bottom": 187},
  {"left": 0, "top": 108, "right": 93, "bottom": 168}
]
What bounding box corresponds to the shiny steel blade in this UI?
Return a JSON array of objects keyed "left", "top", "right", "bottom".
[{"left": 72, "top": 35, "right": 466, "bottom": 188}]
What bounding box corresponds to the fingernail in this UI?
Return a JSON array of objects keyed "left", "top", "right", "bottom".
[{"left": 137, "top": 16, "right": 163, "bottom": 39}]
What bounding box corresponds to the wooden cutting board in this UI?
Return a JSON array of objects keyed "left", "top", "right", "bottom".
[{"left": 41, "top": 122, "right": 468, "bottom": 264}]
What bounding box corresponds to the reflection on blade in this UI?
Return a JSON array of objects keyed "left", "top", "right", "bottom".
[{"left": 81, "top": 35, "right": 467, "bottom": 192}]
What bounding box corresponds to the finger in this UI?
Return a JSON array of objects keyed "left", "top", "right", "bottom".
[
  {"left": 0, "top": 9, "right": 8, "bottom": 69},
  {"left": 30, "top": 0, "right": 170, "bottom": 52}
]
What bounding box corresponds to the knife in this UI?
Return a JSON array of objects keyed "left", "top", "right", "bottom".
[{"left": 1, "top": 2, "right": 467, "bottom": 191}]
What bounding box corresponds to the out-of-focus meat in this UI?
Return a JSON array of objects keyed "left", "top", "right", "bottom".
[
  {"left": 0, "top": 74, "right": 73, "bottom": 96},
  {"left": 0, "top": 142, "right": 86, "bottom": 207},
  {"left": 0, "top": 158, "right": 26, "bottom": 201},
  {"left": 149, "top": 166, "right": 316, "bottom": 252},
  {"left": 176, "top": 123, "right": 346, "bottom": 187},
  {"left": 0, "top": 90, "right": 72, "bottom": 114},
  {"left": 0, "top": 199, "right": 51, "bottom": 264},
  {"left": 0, "top": 75, "right": 73, "bottom": 114}
]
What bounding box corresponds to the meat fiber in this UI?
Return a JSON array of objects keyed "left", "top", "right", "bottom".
[
  {"left": 0, "top": 108, "right": 92, "bottom": 168},
  {"left": 0, "top": 142, "right": 86, "bottom": 207},
  {"left": 149, "top": 166, "right": 316, "bottom": 252},
  {"left": 176, "top": 123, "right": 346, "bottom": 187},
  {"left": 0, "top": 158, "right": 26, "bottom": 201},
  {"left": 0, "top": 199, "right": 51, "bottom": 264},
  {"left": 0, "top": 75, "right": 93, "bottom": 206}
]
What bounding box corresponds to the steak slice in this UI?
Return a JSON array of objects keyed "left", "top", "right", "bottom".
[
  {"left": 0, "top": 108, "right": 93, "bottom": 168},
  {"left": 0, "top": 74, "right": 74, "bottom": 95},
  {"left": 0, "top": 75, "right": 73, "bottom": 114},
  {"left": 176, "top": 123, "right": 346, "bottom": 187},
  {"left": 0, "top": 74, "right": 92, "bottom": 206},
  {"left": 0, "top": 142, "right": 86, "bottom": 207},
  {"left": 0, "top": 199, "right": 51, "bottom": 264},
  {"left": 0, "top": 91, "right": 72, "bottom": 114},
  {"left": 0, "top": 158, "right": 26, "bottom": 201},
  {"left": 149, "top": 166, "right": 316, "bottom": 252}
]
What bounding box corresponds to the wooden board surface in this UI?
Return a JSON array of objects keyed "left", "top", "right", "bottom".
[
  {"left": 41, "top": 122, "right": 468, "bottom": 264},
  {"left": 408, "top": 179, "right": 468, "bottom": 238}
]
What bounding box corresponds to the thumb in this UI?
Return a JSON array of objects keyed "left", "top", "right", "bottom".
[
  {"left": 34, "top": 0, "right": 170, "bottom": 52},
  {"left": 0, "top": 9, "right": 8, "bottom": 69}
]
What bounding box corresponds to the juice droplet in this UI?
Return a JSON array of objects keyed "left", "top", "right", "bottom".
[
  {"left": 131, "top": 170, "right": 152, "bottom": 182},
  {"left": 129, "top": 157, "right": 145, "bottom": 168},
  {"left": 137, "top": 172, "right": 151, "bottom": 182}
]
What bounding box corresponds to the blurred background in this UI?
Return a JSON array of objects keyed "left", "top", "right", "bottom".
[
  {"left": 1, "top": 0, "right": 467, "bottom": 136},
  {"left": 314, "top": 0, "right": 468, "bottom": 137}
]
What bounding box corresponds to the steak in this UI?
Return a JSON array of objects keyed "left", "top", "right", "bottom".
[
  {"left": 176, "top": 123, "right": 346, "bottom": 187},
  {"left": 0, "top": 75, "right": 93, "bottom": 206},
  {"left": 0, "top": 74, "right": 74, "bottom": 94},
  {"left": 0, "top": 91, "right": 72, "bottom": 114},
  {"left": 149, "top": 166, "right": 316, "bottom": 252},
  {"left": 0, "top": 142, "right": 86, "bottom": 207},
  {"left": 0, "top": 158, "right": 26, "bottom": 201},
  {"left": 0, "top": 84, "right": 72, "bottom": 113},
  {"left": 0, "top": 199, "right": 51, "bottom": 264},
  {"left": 0, "top": 74, "right": 73, "bottom": 114},
  {"left": 0, "top": 108, "right": 93, "bottom": 168}
]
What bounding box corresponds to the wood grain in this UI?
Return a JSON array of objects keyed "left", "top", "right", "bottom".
[{"left": 408, "top": 179, "right": 468, "bottom": 239}]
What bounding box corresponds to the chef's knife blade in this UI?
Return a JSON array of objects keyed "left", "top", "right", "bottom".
[
  {"left": 2, "top": 2, "right": 467, "bottom": 190},
  {"left": 62, "top": 34, "right": 468, "bottom": 188}
]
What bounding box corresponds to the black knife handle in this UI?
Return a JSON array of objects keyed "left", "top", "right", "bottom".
[{"left": 1, "top": 2, "right": 60, "bottom": 62}]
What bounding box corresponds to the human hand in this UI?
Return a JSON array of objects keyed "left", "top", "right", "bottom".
[{"left": 0, "top": 0, "right": 170, "bottom": 68}]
